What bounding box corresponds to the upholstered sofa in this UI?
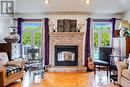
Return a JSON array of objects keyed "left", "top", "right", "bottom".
[
  {"left": 0, "top": 52, "right": 24, "bottom": 87},
  {"left": 117, "top": 61, "right": 130, "bottom": 87}
]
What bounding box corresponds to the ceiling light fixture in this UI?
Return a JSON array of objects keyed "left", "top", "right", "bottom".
[
  {"left": 85, "top": 0, "right": 90, "bottom": 4},
  {"left": 44, "top": 0, "right": 49, "bottom": 4}
]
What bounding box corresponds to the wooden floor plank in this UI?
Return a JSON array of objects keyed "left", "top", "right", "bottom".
[{"left": 8, "top": 71, "right": 120, "bottom": 87}]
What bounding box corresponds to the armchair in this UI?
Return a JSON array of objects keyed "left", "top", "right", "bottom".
[
  {"left": 0, "top": 52, "right": 24, "bottom": 87},
  {"left": 94, "top": 47, "right": 112, "bottom": 77},
  {"left": 117, "top": 61, "right": 130, "bottom": 87}
]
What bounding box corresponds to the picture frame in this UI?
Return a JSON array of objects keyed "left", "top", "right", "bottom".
[
  {"left": 0, "top": 52, "right": 8, "bottom": 65},
  {"left": 57, "top": 19, "right": 77, "bottom": 32}
]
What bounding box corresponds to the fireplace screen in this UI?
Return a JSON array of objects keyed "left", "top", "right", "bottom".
[
  {"left": 58, "top": 51, "right": 75, "bottom": 61},
  {"left": 55, "top": 45, "right": 78, "bottom": 66}
]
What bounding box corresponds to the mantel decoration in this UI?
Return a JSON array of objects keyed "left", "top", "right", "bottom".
[
  {"left": 4, "top": 27, "right": 20, "bottom": 43},
  {"left": 119, "top": 20, "right": 130, "bottom": 37},
  {"left": 49, "top": 22, "right": 56, "bottom": 32},
  {"left": 77, "top": 22, "right": 85, "bottom": 32},
  {"left": 49, "top": 20, "right": 85, "bottom": 32}
]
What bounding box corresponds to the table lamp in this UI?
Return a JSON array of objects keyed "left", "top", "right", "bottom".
[{"left": 118, "top": 20, "right": 130, "bottom": 37}]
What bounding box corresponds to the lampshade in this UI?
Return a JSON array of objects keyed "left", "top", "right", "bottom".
[
  {"left": 119, "top": 20, "right": 130, "bottom": 37},
  {"left": 118, "top": 20, "right": 129, "bottom": 29}
]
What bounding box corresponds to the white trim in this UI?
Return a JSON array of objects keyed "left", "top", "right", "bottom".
[
  {"left": 23, "top": 30, "right": 41, "bottom": 32},
  {"left": 41, "top": 19, "right": 45, "bottom": 59}
]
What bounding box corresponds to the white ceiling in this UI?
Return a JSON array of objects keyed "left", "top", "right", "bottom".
[{"left": 15, "top": 0, "right": 130, "bottom": 15}]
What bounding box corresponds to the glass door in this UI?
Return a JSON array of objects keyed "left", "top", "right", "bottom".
[
  {"left": 93, "top": 22, "right": 112, "bottom": 60},
  {"left": 22, "top": 22, "right": 42, "bottom": 58}
]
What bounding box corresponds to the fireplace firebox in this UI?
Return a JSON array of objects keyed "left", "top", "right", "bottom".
[{"left": 55, "top": 45, "right": 78, "bottom": 66}]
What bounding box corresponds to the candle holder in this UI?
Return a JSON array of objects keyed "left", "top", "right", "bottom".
[
  {"left": 49, "top": 22, "right": 57, "bottom": 32},
  {"left": 77, "top": 22, "right": 85, "bottom": 32}
]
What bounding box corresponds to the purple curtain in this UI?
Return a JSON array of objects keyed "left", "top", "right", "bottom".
[
  {"left": 111, "top": 18, "right": 116, "bottom": 37},
  {"left": 85, "top": 18, "right": 91, "bottom": 67},
  {"left": 17, "top": 18, "right": 23, "bottom": 43},
  {"left": 17, "top": 18, "right": 23, "bottom": 57},
  {"left": 44, "top": 18, "right": 49, "bottom": 65}
]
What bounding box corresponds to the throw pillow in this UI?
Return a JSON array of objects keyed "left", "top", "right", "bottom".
[
  {"left": 0, "top": 52, "right": 9, "bottom": 66},
  {"left": 128, "top": 54, "right": 130, "bottom": 70}
]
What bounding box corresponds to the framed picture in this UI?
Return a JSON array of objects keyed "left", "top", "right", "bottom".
[
  {"left": 57, "top": 19, "right": 77, "bottom": 32},
  {"left": 57, "top": 20, "right": 64, "bottom": 32},
  {"left": 63, "top": 19, "right": 71, "bottom": 32},
  {"left": 0, "top": 52, "right": 8, "bottom": 66},
  {"left": 70, "top": 20, "right": 77, "bottom": 32}
]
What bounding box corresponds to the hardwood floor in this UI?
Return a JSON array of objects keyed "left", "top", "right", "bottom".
[{"left": 8, "top": 71, "right": 120, "bottom": 87}]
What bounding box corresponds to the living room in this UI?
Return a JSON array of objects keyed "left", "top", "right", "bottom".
[{"left": 0, "top": 0, "right": 130, "bottom": 87}]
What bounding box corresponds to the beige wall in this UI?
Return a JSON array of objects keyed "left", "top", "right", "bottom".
[
  {"left": 0, "top": 14, "right": 123, "bottom": 42},
  {"left": 0, "top": 16, "right": 12, "bottom": 42},
  {"left": 0, "top": 14, "right": 123, "bottom": 46}
]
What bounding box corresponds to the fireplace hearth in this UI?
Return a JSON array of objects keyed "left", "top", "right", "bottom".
[{"left": 55, "top": 45, "right": 78, "bottom": 66}]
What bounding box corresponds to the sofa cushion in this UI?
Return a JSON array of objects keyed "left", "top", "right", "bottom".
[
  {"left": 128, "top": 54, "right": 130, "bottom": 70},
  {"left": 6, "top": 60, "right": 25, "bottom": 68},
  {"left": 122, "top": 69, "right": 130, "bottom": 81},
  {"left": 0, "top": 52, "right": 9, "bottom": 66},
  {"left": 6, "top": 66, "right": 22, "bottom": 77}
]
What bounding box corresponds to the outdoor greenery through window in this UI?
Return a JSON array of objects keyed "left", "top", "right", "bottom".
[
  {"left": 102, "top": 32, "right": 110, "bottom": 46},
  {"left": 94, "top": 32, "right": 98, "bottom": 49},
  {"left": 34, "top": 32, "right": 41, "bottom": 47},
  {"left": 93, "top": 22, "right": 112, "bottom": 59}
]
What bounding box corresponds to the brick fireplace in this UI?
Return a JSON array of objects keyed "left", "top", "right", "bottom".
[{"left": 48, "top": 32, "right": 86, "bottom": 72}]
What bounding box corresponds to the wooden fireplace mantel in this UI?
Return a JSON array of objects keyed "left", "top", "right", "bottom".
[{"left": 49, "top": 32, "right": 84, "bottom": 37}]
